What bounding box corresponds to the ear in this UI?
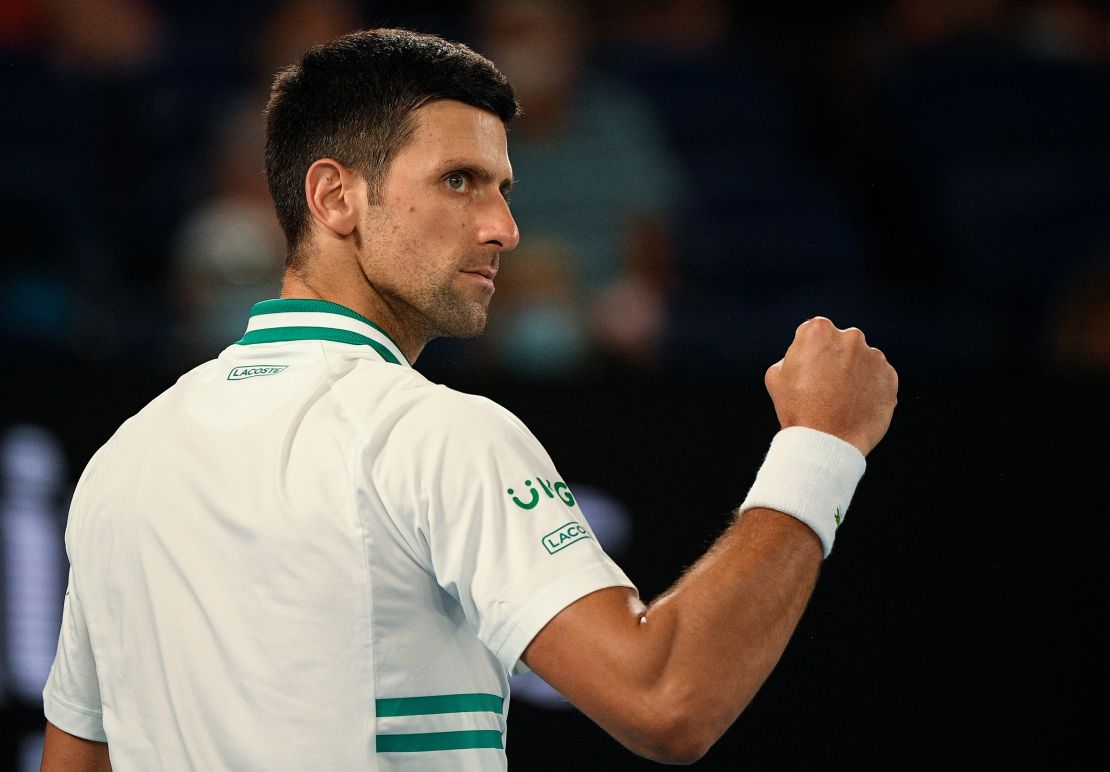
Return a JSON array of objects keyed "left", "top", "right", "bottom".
[{"left": 304, "top": 159, "right": 364, "bottom": 237}]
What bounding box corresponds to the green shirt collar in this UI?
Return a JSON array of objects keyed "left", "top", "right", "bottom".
[{"left": 236, "top": 299, "right": 409, "bottom": 367}]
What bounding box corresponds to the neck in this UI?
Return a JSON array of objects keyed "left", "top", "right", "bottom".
[{"left": 279, "top": 268, "right": 426, "bottom": 364}]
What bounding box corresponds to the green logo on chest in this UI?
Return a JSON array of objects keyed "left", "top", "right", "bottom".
[{"left": 507, "top": 478, "right": 575, "bottom": 510}]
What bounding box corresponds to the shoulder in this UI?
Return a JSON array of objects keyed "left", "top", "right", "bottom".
[
  {"left": 393, "top": 382, "right": 533, "bottom": 447},
  {"left": 360, "top": 380, "right": 550, "bottom": 494},
  {"left": 333, "top": 361, "right": 524, "bottom": 430}
]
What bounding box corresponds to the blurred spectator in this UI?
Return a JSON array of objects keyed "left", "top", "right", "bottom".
[
  {"left": 251, "top": 0, "right": 364, "bottom": 90},
  {"left": 466, "top": 0, "right": 686, "bottom": 377},
  {"left": 42, "top": 0, "right": 164, "bottom": 73},
  {"left": 0, "top": 0, "right": 255, "bottom": 363},
  {"left": 0, "top": 1, "right": 136, "bottom": 355},
  {"left": 169, "top": 0, "right": 368, "bottom": 366},
  {"left": 599, "top": 0, "right": 869, "bottom": 375},
  {"left": 170, "top": 96, "right": 286, "bottom": 366},
  {"left": 853, "top": 0, "right": 1110, "bottom": 374},
  {"left": 4, "top": 0, "right": 1103, "bottom": 385},
  {"left": 26, "top": 0, "right": 171, "bottom": 287},
  {"left": 475, "top": 237, "right": 591, "bottom": 377}
]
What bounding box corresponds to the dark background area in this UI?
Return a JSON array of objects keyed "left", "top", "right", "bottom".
[{"left": 2, "top": 0, "right": 1108, "bottom": 769}]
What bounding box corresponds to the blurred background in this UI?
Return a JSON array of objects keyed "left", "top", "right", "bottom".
[{"left": 1, "top": 0, "right": 1107, "bottom": 769}]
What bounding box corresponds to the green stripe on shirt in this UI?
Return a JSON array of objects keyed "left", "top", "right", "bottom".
[
  {"left": 376, "top": 730, "right": 504, "bottom": 753},
  {"left": 235, "top": 326, "right": 401, "bottom": 365},
  {"left": 376, "top": 693, "right": 504, "bottom": 717},
  {"left": 248, "top": 298, "right": 402, "bottom": 348}
]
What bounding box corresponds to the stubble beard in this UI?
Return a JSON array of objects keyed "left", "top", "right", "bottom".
[
  {"left": 361, "top": 220, "right": 492, "bottom": 343},
  {"left": 421, "top": 279, "right": 491, "bottom": 341},
  {"left": 387, "top": 259, "right": 492, "bottom": 344}
]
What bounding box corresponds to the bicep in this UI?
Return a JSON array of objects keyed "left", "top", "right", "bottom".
[
  {"left": 522, "top": 586, "right": 674, "bottom": 753},
  {"left": 523, "top": 586, "right": 645, "bottom": 679},
  {"left": 41, "top": 721, "right": 111, "bottom": 772}
]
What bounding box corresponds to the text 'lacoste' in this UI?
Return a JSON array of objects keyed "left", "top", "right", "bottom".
[
  {"left": 542, "top": 522, "right": 592, "bottom": 554},
  {"left": 228, "top": 365, "right": 289, "bottom": 380}
]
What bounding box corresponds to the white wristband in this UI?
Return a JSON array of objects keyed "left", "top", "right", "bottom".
[{"left": 739, "top": 427, "right": 866, "bottom": 558}]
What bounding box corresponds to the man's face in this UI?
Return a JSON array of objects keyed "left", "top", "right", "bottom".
[{"left": 357, "top": 100, "right": 519, "bottom": 342}]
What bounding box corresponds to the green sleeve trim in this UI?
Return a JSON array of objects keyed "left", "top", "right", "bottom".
[
  {"left": 376, "top": 692, "right": 504, "bottom": 717},
  {"left": 376, "top": 730, "right": 503, "bottom": 753},
  {"left": 235, "top": 326, "right": 401, "bottom": 365}
]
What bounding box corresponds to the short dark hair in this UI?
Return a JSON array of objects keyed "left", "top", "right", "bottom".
[{"left": 264, "top": 29, "right": 519, "bottom": 263}]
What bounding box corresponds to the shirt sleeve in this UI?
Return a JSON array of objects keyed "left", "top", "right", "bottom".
[
  {"left": 42, "top": 570, "right": 107, "bottom": 742},
  {"left": 370, "top": 390, "right": 637, "bottom": 675}
]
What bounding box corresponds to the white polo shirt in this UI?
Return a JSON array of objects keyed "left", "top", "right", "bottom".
[{"left": 43, "top": 298, "right": 635, "bottom": 771}]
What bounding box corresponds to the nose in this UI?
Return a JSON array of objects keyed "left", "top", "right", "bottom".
[{"left": 479, "top": 194, "right": 520, "bottom": 253}]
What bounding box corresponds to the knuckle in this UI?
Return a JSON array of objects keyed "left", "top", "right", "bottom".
[
  {"left": 843, "top": 326, "right": 866, "bottom": 343},
  {"left": 797, "top": 316, "right": 833, "bottom": 337}
]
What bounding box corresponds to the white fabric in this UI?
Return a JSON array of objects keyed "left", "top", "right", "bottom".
[
  {"left": 738, "top": 427, "right": 866, "bottom": 557},
  {"left": 43, "top": 300, "right": 635, "bottom": 771}
]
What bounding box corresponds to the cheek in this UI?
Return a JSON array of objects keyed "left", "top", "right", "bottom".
[
  {"left": 373, "top": 195, "right": 469, "bottom": 271},
  {"left": 414, "top": 207, "right": 467, "bottom": 249}
]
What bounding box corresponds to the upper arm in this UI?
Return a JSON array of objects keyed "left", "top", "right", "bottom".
[
  {"left": 41, "top": 721, "right": 111, "bottom": 772},
  {"left": 369, "top": 393, "right": 636, "bottom": 673},
  {"left": 521, "top": 586, "right": 684, "bottom": 762},
  {"left": 521, "top": 508, "right": 827, "bottom": 765}
]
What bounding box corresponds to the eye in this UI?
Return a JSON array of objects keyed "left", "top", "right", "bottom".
[{"left": 445, "top": 172, "right": 468, "bottom": 192}]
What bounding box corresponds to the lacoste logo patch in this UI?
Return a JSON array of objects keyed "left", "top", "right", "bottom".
[
  {"left": 542, "top": 521, "right": 592, "bottom": 554},
  {"left": 228, "top": 365, "right": 288, "bottom": 380}
]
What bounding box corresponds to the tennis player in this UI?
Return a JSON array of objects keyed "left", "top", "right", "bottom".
[{"left": 41, "top": 29, "right": 897, "bottom": 771}]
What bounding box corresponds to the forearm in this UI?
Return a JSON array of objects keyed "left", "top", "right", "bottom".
[{"left": 635, "top": 507, "right": 822, "bottom": 751}]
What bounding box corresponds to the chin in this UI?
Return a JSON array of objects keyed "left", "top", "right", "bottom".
[
  {"left": 423, "top": 291, "right": 491, "bottom": 341},
  {"left": 436, "top": 308, "right": 488, "bottom": 341},
  {"left": 450, "top": 318, "right": 488, "bottom": 341}
]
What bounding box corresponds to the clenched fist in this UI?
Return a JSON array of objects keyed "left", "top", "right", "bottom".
[{"left": 765, "top": 317, "right": 898, "bottom": 457}]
